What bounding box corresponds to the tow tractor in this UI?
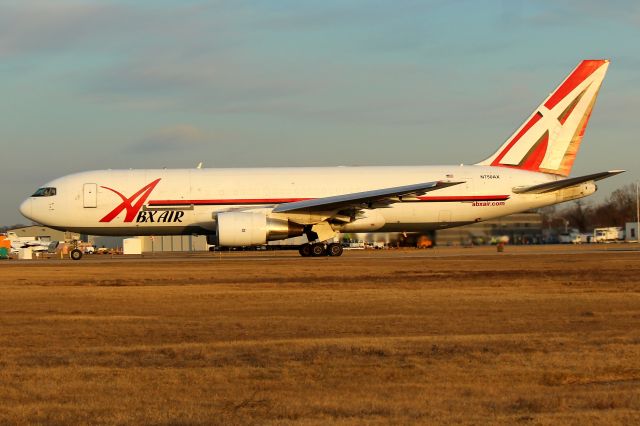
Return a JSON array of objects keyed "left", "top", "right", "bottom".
[{"left": 48, "top": 240, "right": 92, "bottom": 260}]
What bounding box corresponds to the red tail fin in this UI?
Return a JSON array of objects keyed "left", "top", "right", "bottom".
[{"left": 478, "top": 60, "right": 609, "bottom": 176}]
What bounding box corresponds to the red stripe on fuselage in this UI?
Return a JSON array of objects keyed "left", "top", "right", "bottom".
[
  {"left": 148, "top": 195, "right": 510, "bottom": 206},
  {"left": 416, "top": 195, "right": 509, "bottom": 202},
  {"left": 148, "top": 198, "right": 312, "bottom": 206}
]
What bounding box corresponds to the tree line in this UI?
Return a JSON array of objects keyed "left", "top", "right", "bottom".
[{"left": 541, "top": 183, "right": 638, "bottom": 232}]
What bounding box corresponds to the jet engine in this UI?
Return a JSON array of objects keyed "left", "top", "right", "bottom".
[
  {"left": 557, "top": 182, "right": 597, "bottom": 202},
  {"left": 215, "top": 212, "right": 305, "bottom": 247}
]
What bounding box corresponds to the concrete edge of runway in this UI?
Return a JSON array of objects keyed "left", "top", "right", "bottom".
[{"left": 3, "top": 243, "right": 639, "bottom": 265}]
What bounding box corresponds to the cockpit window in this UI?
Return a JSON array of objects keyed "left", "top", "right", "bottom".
[{"left": 32, "top": 187, "right": 57, "bottom": 197}]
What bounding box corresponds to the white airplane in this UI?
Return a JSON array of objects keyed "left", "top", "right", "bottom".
[
  {"left": 5, "top": 231, "right": 50, "bottom": 253},
  {"left": 20, "top": 59, "right": 623, "bottom": 258}
]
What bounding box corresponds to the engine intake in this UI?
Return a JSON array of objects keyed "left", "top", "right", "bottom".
[{"left": 216, "top": 212, "right": 304, "bottom": 247}]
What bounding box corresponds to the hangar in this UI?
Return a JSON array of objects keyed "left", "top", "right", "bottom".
[{"left": 6, "top": 225, "right": 79, "bottom": 243}]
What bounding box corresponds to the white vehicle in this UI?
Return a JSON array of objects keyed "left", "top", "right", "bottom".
[
  {"left": 571, "top": 233, "right": 591, "bottom": 244},
  {"left": 593, "top": 227, "right": 623, "bottom": 243},
  {"left": 19, "top": 60, "right": 623, "bottom": 259},
  {"left": 347, "top": 242, "right": 366, "bottom": 250},
  {"left": 558, "top": 233, "right": 572, "bottom": 244}
]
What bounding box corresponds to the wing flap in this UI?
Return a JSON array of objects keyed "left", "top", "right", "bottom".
[
  {"left": 513, "top": 170, "right": 624, "bottom": 194},
  {"left": 272, "top": 180, "right": 464, "bottom": 214}
]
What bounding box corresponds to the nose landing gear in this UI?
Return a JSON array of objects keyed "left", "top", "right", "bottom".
[{"left": 70, "top": 248, "right": 83, "bottom": 261}]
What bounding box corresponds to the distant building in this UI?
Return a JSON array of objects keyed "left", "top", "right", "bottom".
[
  {"left": 343, "top": 212, "right": 543, "bottom": 246},
  {"left": 92, "top": 236, "right": 125, "bottom": 249},
  {"left": 92, "top": 235, "right": 209, "bottom": 252},
  {"left": 625, "top": 222, "right": 639, "bottom": 242},
  {"left": 318, "top": 212, "right": 543, "bottom": 247},
  {"left": 136, "top": 235, "right": 208, "bottom": 252},
  {"left": 7, "top": 225, "right": 79, "bottom": 242},
  {"left": 436, "top": 212, "right": 543, "bottom": 245}
]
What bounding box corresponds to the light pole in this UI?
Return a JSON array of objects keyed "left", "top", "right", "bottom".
[{"left": 636, "top": 182, "right": 640, "bottom": 242}]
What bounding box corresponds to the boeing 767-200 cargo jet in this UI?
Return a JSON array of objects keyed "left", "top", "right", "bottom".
[{"left": 20, "top": 60, "right": 623, "bottom": 258}]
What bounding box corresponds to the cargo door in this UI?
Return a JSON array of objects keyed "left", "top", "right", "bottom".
[{"left": 83, "top": 183, "right": 97, "bottom": 208}]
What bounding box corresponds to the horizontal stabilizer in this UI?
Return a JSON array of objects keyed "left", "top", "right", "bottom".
[
  {"left": 513, "top": 170, "right": 625, "bottom": 194},
  {"left": 273, "top": 180, "right": 464, "bottom": 214}
]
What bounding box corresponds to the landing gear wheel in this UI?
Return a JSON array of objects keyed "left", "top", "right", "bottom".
[
  {"left": 311, "top": 243, "right": 327, "bottom": 257},
  {"left": 70, "top": 249, "right": 83, "bottom": 261},
  {"left": 327, "top": 243, "right": 344, "bottom": 257},
  {"left": 298, "top": 244, "right": 312, "bottom": 257}
]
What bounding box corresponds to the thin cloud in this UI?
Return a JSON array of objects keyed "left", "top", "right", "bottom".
[
  {"left": 0, "top": 1, "right": 125, "bottom": 57},
  {"left": 499, "top": 0, "right": 640, "bottom": 28},
  {"left": 130, "top": 124, "right": 207, "bottom": 152}
]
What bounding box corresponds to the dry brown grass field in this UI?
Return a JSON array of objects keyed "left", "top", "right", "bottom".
[{"left": 1, "top": 247, "right": 640, "bottom": 425}]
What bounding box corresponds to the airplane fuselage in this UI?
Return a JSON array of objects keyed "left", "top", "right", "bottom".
[{"left": 19, "top": 165, "right": 593, "bottom": 236}]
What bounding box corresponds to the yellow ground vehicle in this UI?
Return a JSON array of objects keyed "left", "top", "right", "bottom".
[{"left": 416, "top": 235, "right": 433, "bottom": 249}]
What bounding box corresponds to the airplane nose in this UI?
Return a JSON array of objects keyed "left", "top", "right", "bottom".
[{"left": 19, "top": 198, "right": 33, "bottom": 220}]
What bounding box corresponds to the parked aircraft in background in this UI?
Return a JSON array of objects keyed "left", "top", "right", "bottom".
[
  {"left": 4, "top": 232, "right": 50, "bottom": 254},
  {"left": 20, "top": 60, "right": 622, "bottom": 258}
]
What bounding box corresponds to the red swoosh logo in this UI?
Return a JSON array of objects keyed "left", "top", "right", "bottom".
[{"left": 99, "top": 178, "right": 161, "bottom": 222}]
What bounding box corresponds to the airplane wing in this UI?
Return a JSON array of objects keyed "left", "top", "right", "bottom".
[
  {"left": 272, "top": 180, "right": 464, "bottom": 214},
  {"left": 513, "top": 170, "right": 625, "bottom": 194}
]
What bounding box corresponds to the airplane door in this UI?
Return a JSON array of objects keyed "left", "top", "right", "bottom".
[{"left": 83, "top": 183, "right": 97, "bottom": 208}]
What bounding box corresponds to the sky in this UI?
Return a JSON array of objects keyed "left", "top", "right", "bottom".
[{"left": 2, "top": 0, "right": 639, "bottom": 225}]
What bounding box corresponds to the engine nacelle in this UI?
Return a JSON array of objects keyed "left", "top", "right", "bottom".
[
  {"left": 557, "top": 182, "right": 597, "bottom": 202},
  {"left": 216, "top": 212, "right": 305, "bottom": 247}
]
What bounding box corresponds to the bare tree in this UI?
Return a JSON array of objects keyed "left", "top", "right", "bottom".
[
  {"left": 607, "top": 184, "right": 636, "bottom": 224},
  {"left": 549, "top": 183, "right": 637, "bottom": 231},
  {"left": 564, "top": 200, "right": 591, "bottom": 232}
]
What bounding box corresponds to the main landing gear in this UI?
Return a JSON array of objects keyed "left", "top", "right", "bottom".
[{"left": 298, "top": 242, "right": 343, "bottom": 257}]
